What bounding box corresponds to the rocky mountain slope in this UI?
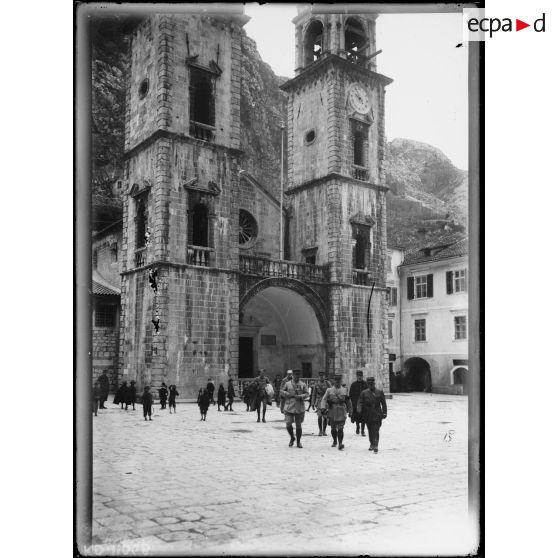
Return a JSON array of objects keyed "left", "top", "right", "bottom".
[{"left": 90, "top": 17, "right": 467, "bottom": 247}]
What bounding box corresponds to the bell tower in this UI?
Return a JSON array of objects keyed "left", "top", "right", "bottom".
[
  {"left": 281, "top": 7, "right": 393, "bottom": 384},
  {"left": 119, "top": 9, "right": 249, "bottom": 396}
]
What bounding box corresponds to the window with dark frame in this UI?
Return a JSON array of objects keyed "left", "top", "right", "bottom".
[
  {"left": 136, "top": 197, "right": 148, "bottom": 249},
  {"left": 390, "top": 287, "right": 398, "bottom": 306},
  {"left": 189, "top": 67, "right": 215, "bottom": 126},
  {"left": 191, "top": 203, "right": 209, "bottom": 247},
  {"left": 415, "top": 275, "right": 428, "bottom": 298},
  {"left": 454, "top": 316, "right": 467, "bottom": 340},
  {"left": 454, "top": 269, "right": 467, "bottom": 293},
  {"left": 351, "top": 120, "right": 369, "bottom": 167},
  {"left": 95, "top": 304, "right": 117, "bottom": 328},
  {"left": 414, "top": 318, "right": 426, "bottom": 342},
  {"left": 388, "top": 319, "right": 393, "bottom": 339}
]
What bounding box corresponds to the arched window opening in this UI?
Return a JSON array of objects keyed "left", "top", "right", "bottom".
[
  {"left": 304, "top": 20, "right": 324, "bottom": 66},
  {"left": 345, "top": 18, "right": 368, "bottom": 66},
  {"left": 192, "top": 203, "right": 209, "bottom": 247},
  {"left": 353, "top": 233, "right": 367, "bottom": 270},
  {"left": 189, "top": 67, "right": 215, "bottom": 127},
  {"left": 353, "top": 129, "right": 366, "bottom": 166},
  {"left": 136, "top": 198, "right": 147, "bottom": 249}
]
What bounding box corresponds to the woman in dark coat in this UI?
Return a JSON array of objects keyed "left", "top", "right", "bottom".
[
  {"left": 125, "top": 380, "right": 137, "bottom": 411},
  {"left": 114, "top": 381, "right": 128, "bottom": 409},
  {"left": 224, "top": 379, "right": 236, "bottom": 411},
  {"left": 217, "top": 383, "right": 227, "bottom": 411},
  {"left": 197, "top": 388, "right": 210, "bottom": 421}
]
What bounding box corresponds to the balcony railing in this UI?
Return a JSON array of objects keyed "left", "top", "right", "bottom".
[
  {"left": 187, "top": 245, "right": 213, "bottom": 267},
  {"left": 135, "top": 248, "right": 146, "bottom": 268},
  {"left": 189, "top": 121, "right": 215, "bottom": 142},
  {"left": 352, "top": 269, "right": 373, "bottom": 286},
  {"left": 351, "top": 165, "right": 370, "bottom": 181},
  {"left": 239, "top": 255, "right": 330, "bottom": 283}
]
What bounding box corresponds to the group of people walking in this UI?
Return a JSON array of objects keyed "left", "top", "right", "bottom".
[
  {"left": 242, "top": 368, "right": 388, "bottom": 452},
  {"left": 94, "top": 368, "right": 387, "bottom": 452}
]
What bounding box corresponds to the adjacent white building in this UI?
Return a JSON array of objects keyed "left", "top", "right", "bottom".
[{"left": 397, "top": 233, "right": 469, "bottom": 394}]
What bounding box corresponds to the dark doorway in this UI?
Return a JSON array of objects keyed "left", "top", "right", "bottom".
[
  {"left": 404, "top": 357, "right": 432, "bottom": 392},
  {"left": 453, "top": 367, "right": 468, "bottom": 395},
  {"left": 238, "top": 337, "right": 254, "bottom": 378},
  {"left": 301, "top": 362, "right": 312, "bottom": 378}
]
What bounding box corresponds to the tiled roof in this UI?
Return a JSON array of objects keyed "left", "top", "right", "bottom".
[
  {"left": 92, "top": 271, "right": 121, "bottom": 296},
  {"left": 92, "top": 280, "right": 120, "bottom": 296},
  {"left": 402, "top": 235, "right": 468, "bottom": 266}
]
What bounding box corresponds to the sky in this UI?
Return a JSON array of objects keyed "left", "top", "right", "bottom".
[{"left": 244, "top": 4, "right": 468, "bottom": 170}]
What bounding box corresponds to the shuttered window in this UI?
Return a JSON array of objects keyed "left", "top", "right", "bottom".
[
  {"left": 412, "top": 274, "right": 433, "bottom": 299},
  {"left": 448, "top": 269, "right": 467, "bottom": 293}
]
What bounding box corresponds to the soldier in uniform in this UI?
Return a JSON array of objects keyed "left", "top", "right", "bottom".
[
  {"left": 349, "top": 370, "right": 368, "bottom": 436},
  {"left": 311, "top": 371, "right": 331, "bottom": 436},
  {"left": 279, "top": 370, "right": 293, "bottom": 414},
  {"left": 321, "top": 374, "right": 352, "bottom": 450},
  {"left": 280, "top": 369, "right": 309, "bottom": 448},
  {"left": 357, "top": 376, "right": 388, "bottom": 453},
  {"left": 249, "top": 369, "right": 270, "bottom": 422}
]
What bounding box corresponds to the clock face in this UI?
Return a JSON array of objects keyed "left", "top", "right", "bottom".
[{"left": 348, "top": 84, "right": 371, "bottom": 114}]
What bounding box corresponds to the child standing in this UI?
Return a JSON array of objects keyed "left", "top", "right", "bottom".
[
  {"left": 142, "top": 386, "right": 153, "bottom": 421},
  {"left": 158, "top": 382, "right": 168, "bottom": 410},
  {"left": 217, "top": 383, "right": 226, "bottom": 411},
  {"left": 197, "top": 388, "right": 210, "bottom": 421},
  {"left": 168, "top": 384, "right": 179, "bottom": 413}
]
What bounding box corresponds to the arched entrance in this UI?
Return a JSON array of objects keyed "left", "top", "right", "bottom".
[
  {"left": 238, "top": 281, "right": 327, "bottom": 379},
  {"left": 404, "top": 357, "right": 432, "bottom": 392},
  {"left": 452, "top": 366, "right": 468, "bottom": 395}
]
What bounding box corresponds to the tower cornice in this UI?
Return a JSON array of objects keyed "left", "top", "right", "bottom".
[
  {"left": 280, "top": 54, "right": 393, "bottom": 92},
  {"left": 285, "top": 173, "right": 389, "bottom": 195}
]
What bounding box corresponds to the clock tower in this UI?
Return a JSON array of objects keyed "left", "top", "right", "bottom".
[{"left": 281, "top": 7, "right": 393, "bottom": 383}]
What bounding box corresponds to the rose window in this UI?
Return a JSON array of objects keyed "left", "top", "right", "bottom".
[{"left": 239, "top": 210, "right": 258, "bottom": 246}]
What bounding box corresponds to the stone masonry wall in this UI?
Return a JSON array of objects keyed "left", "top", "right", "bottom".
[
  {"left": 93, "top": 301, "right": 120, "bottom": 390},
  {"left": 329, "top": 285, "right": 388, "bottom": 391}
]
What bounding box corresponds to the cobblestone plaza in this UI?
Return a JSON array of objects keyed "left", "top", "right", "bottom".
[{"left": 89, "top": 393, "right": 476, "bottom": 555}]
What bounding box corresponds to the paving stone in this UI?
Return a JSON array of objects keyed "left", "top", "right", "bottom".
[{"left": 93, "top": 394, "right": 470, "bottom": 554}]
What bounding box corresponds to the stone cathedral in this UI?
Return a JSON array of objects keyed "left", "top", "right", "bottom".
[{"left": 94, "top": 6, "right": 394, "bottom": 398}]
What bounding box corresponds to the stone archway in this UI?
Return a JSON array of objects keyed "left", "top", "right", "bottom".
[
  {"left": 238, "top": 279, "right": 328, "bottom": 379},
  {"left": 451, "top": 366, "right": 469, "bottom": 395},
  {"left": 403, "top": 357, "right": 432, "bottom": 392}
]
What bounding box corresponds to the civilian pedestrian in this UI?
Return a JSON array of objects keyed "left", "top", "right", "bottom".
[
  {"left": 197, "top": 388, "right": 210, "bottom": 421},
  {"left": 141, "top": 386, "right": 153, "bottom": 421},
  {"left": 349, "top": 370, "right": 367, "bottom": 436},
  {"left": 168, "top": 384, "right": 179, "bottom": 413},
  {"left": 217, "top": 383, "right": 227, "bottom": 411}
]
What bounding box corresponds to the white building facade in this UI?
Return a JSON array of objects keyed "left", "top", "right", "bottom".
[{"left": 398, "top": 234, "right": 469, "bottom": 395}]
